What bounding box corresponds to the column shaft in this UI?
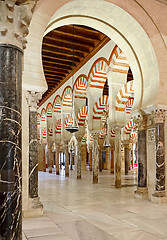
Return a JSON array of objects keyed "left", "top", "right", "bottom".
[
  {"left": 43, "top": 148, "right": 46, "bottom": 172},
  {"left": 56, "top": 146, "right": 60, "bottom": 175},
  {"left": 64, "top": 143, "right": 69, "bottom": 177},
  {"left": 155, "top": 123, "right": 165, "bottom": 191},
  {"left": 93, "top": 134, "right": 99, "bottom": 184},
  {"left": 99, "top": 149, "right": 102, "bottom": 172},
  {"left": 77, "top": 138, "right": 82, "bottom": 179},
  {"left": 110, "top": 149, "right": 114, "bottom": 173},
  {"left": 138, "top": 129, "right": 147, "bottom": 187},
  {"left": 89, "top": 148, "right": 92, "bottom": 171},
  {"left": 114, "top": 129, "right": 121, "bottom": 187},
  {"left": 0, "top": 45, "right": 22, "bottom": 239},
  {"left": 48, "top": 144, "right": 53, "bottom": 173},
  {"left": 124, "top": 145, "right": 130, "bottom": 175},
  {"left": 29, "top": 111, "right": 38, "bottom": 198}
]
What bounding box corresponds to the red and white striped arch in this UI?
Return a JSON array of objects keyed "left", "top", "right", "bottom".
[
  {"left": 82, "top": 133, "right": 87, "bottom": 143},
  {"left": 111, "top": 129, "right": 115, "bottom": 138},
  {"left": 61, "top": 86, "right": 72, "bottom": 108},
  {"left": 99, "top": 128, "right": 106, "bottom": 139},
  {"left": 37, "top": 113, "right": 41, "bottom": 126},
  {"left": 93, "top": 95, "right": 108, "bottom": 120},
  {"left": 53, "top": 95, "right": 61, "bottom": 113},
  {"left": 55, "top": 119, "right": 61, "bottom": 134},
  {"left": 48, "top": 123, "right": 53, "bottom": 136},
  {"left": 124, "top": 120, "right": 137, "bottom": 134},
  {"left": 41, "top": 108, "right": 46, "bottom": 122},
  {"left": 42, "top": 127, "right": 47, "bottom": 139},
  {"left": 109, "top": 46, "right": 129, "bottom": 75},
  {"left": 65, "top": 114, "right": 73, "bottom": 127},
  {"left": 90, "top": 134, "right": 93, "bottom": 143},
  {"left": 46, "top": 103, "right": 53, "bottom": 117},
  {"left": 73, "top": 74, "right": 88, "bottom": 99},
  {"left": 77, "top": 106, "right": 88, "bottom": 126},
  {"left": 115, "top": 81, "right": 134, "bottom": 112},
  {"left": 89, "top": 58, "right": 109, "bottom": 89},
  {"left": 126, "top": 97, "right": 134, "bottom": 114},
  {"left": 130, "top": 130, "right": 137, "bottom": 143}
]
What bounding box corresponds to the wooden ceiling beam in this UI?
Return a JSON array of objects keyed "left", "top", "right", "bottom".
[
  {"left": 42, "top": 59, "right": 74, "bottom": 69},
  {"left": 43, "top": 69, "right": 67, "bottom": 77},
  {"left": 43, "top": 64, "right": 70, "bottom": 73},
  {"left": 42, "top": 43, "right": 85, "bottom": 58},
  {"left": 42, "top": 50, "right": 80, "bottom": 63},
  {"left": 42, "top": 56, "right": 76, "bottom": 67},
  {"left": 45, "top": 73, "right": 63, "bottom": 79},
  {"left": 50, "top": 31, "right": 98, "bottom": 46},
  {"left": 43, "top": 37, "right": 91, "bottom": 53},
  {"left": 54, "top": 26, "right": 101, "bottom": 41}
]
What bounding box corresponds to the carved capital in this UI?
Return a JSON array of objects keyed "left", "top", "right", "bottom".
[
  {"left": 133, "top": 114, "right": 147, "bottom": 130},
  {"left": 152, "top": 109, "right": 165, "bottom": 124},
  {"left": 26, "top": 91, "right": 42, "bottom": 112},
  {"left": 0, "top": 0, "right": 38, "bottom": 49}
]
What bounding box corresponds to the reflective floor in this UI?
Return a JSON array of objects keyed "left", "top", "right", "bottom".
[{"left": 23, "top": 169, "right": 167, "bottom": 240}]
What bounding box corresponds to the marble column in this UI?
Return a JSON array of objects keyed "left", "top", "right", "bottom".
[
  {"left": 56, "top": 145, "right": 60, "bottom": 175},
  {"left": 114, "top": 128, "right": 121, "bottom": 187},
  {"left": 38, "top": 143, "right": 43, "bottom": 171},
  {"left": 99, "top": 149, "right": 102, "bottom": 172},
  {"left": 134, "top": 116, "right": 148, "bottom": 198},
  {"left": 76, "top": 137, "right": 82, "bottom": 179},
  {"left": 43, "top": 147, "right": 46, "bottom": 172},
  {"left": 70, "top": 150, "right": 73, "bottom": 170},
  {"left": 110, "top": 149, "right": 114, "bottom": 173},
  {"left": 152, "top": 110, "right": 166, "bottom": 202},
  {"left": 27, "top": 92, "right": 42, "bottom": 199},
  {"left": 64, "top": 141, "right": 69, "bottom": 177},
  {"left": 48, "top": 143, "right": 53, "bottom": 173},
  {"left": 92, "top": 133, "right": 99, "bottom": 184},
  {"left": 0, "top": 43, "right": 23, "bottom": 240},
  {"left": 81, "top": 144, "right": 87, "bottom": 170},
  {"left": 123, "top": 143, "right": 130, "bottom": 175},
  {"left": 89, "top": 147, "right": 93, "bottom": 171},
  {"left": 105, "top": 147, "right": 111, "bottom": 170}
]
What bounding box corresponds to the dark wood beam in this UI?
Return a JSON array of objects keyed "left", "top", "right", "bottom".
[
  {"left": 42, "top": 51, "right": 80, "bottom": 63},
  {"left": 42, "top": 43, "right": 86, "bottom": 57},
  {"left": 42, "top": 56, "right": 76, "bottom": 68},
  {"left": 42, "top": 60, "right": 73, "bottom": 70}
]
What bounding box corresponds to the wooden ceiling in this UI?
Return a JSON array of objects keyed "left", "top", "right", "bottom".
[{"left": 39, "top": 25, "right": 110, "bottom": 106}]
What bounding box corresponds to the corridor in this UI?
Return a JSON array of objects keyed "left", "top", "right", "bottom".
[{"left": 23, "top": 170, "right": 167, "bottom": 240}]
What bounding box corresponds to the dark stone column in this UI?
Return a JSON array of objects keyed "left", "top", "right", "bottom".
[
  {"left": 92, "top": 133, "right": 99, "bottom": 184},
  {"left": 89, "top": 147, "right": 93, "bottom": 171},
  {"left": 42, "top": 146, "right": 46, "bottom": 172},
  {"left": 76, "top": 136, "right": 82, "bottom": 179},
  {"left": 70, "top": 150, "right": 73, "bottom": 170},
  {"left": 123, "top": 142, "right": 130, "bottom": 175},
  {"left": 152, "top": 109, "right": 166, "bottom": 202},
  {"left": 110, "top": 148, "right": 114, "bottom": 173},
  {"left": 48, "top": 143, "right": 53, "bottom": 174},
  {"left": 0, "top": 45, "right": 22, "bottom": 239},
  {"left": 64, "top": 141, "right": 69, "bottom": 177},
  {"left": 99, "top": 149, "right": 102, "bottom": 172},
  {"left": 56, "top": 145, "right": 60, "bottom": 175},
  {"left": 134, "top": 115, "right": 148, "bottom": 198},
  {"left": 138, "top": 130, "right": 147, "bottom": 187},
  {"left": 29, "top": 111, "right": 38, "bottom": 197},
  {"left": 114, "top": 128, "right": 121, "bottom": 188}
]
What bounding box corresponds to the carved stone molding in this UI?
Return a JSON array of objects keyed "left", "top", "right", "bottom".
[
  {"left": 0, "top": 0, "right": 38, "bottom": 49},
  {"left": 133, "top": 114, "right": 147, "bottom": 130},
  {"left": 152, "top": 109, "right": 165, "bottom": 124},
  {"left": 26, "top": 91, "right": 42, "bottom": 112}
]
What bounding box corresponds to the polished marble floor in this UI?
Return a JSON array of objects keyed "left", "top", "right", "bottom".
[{"left": 23, "top": 169, "right": 167, "bottom": 240}]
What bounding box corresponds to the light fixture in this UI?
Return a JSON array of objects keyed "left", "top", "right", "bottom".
[
  {"left": 65, "top": 25, "right": 79, "bottom": 133},
  {"left": 103, "top": 82, "right": 110, "bottom": 148}
]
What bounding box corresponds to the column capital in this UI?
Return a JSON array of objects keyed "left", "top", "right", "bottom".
[
  {"left": 152, "top": 109, "right": 166, "bottom": 124},
  {"left": 133, "top": 114, "right": 147, "bottom": 130},
  {"left": 26, "top": 91, "right": 42, "bottom": 112},
  {"left": 0, "top": 0, "right": 38, "bottom": 49}
]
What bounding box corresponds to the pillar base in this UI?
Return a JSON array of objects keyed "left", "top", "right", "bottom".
[
  {"left": 151, "top": 191, "right": 166, "bottom": 204},
  {"left": 110, "top": 168, "right": 114, "bottom": 173},
  {"left": 134, "top": 187, "right": 148, "bottom": 199},
  {"left": 23, "top": 197, "right": 43, "bottom": 218}
]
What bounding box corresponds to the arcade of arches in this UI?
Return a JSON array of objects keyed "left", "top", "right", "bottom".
[{"left": 0, "top": 0, "right": 167, "bottom": 239}]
